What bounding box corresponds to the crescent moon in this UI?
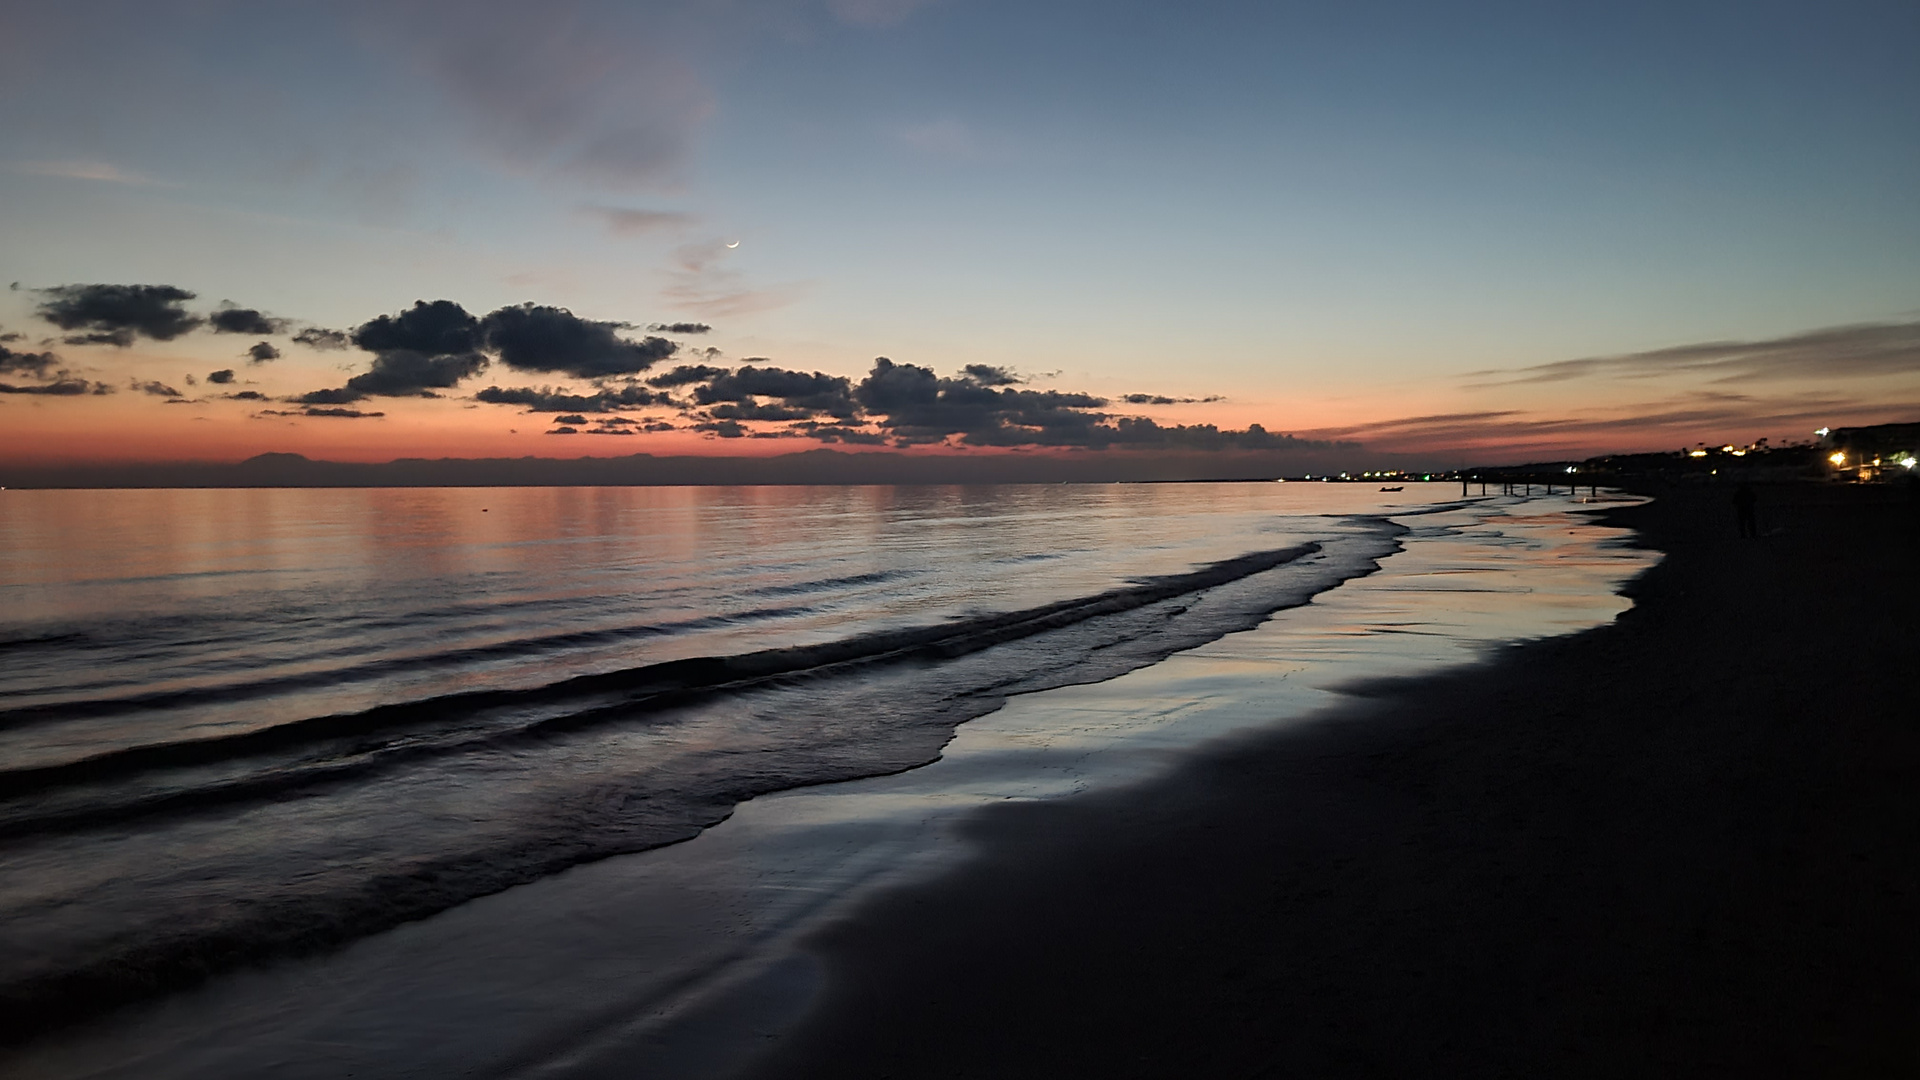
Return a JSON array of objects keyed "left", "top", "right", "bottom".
[{"left": 726, "top": 241, "right": 740, "bottom": 249}]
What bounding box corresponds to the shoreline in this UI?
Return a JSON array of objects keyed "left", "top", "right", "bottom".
[
  {"left": 745, "top": 483, "right": 1919, "bottom": 1078},
  {"left": 0, "top": 491, "right": 1650, "bottom": 1077}
]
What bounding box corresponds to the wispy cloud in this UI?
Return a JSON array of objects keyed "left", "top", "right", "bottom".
[
  {"left": 1304, "top": 391, "right": 1920, "bottom": 457},
  {"left": 893, "top": 118, "right": 978, "bottom": 158},
  {"left": 359, "top": 0, "right": 715, "bottom": 187},
  {"left": 13, "top": 160, "right": 170, "bottom": 187},
  {"left": 580, "top": 204, "right": 695, "bottom": 235},
  {"left": 661, "top": 239, "right": 811, "bottom": 317},
  {"left": 1464, "top": 320, "right": 1920, "bottom": 388},
  {"left": 828, "top": 0, "right": 938, "bottom": 27}
]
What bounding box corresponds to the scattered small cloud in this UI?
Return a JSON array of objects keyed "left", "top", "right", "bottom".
[
  {"left": 0, "top": 343, "right": 57, "bottom": 379},
  {"left": 208, "top": 304, "right": 289, "bottom": 336},
  {"left": 292, "top": 327, "right": 350, "bottom": 350},
  {"left": 1122, "top": 393, "right": 1224, "bottom": 405},
  {"left": 303, "top": 407, "right": 386, "bottom": 419},
  {"left": 647, "top": 363, "right": 725, "bottom": 387},
  {"left": 963, "top": 364, "right": 1022, "bottom": 386},
  {"left": 0, "top": 376, "right": 111, "bottom": 395},
  {"left": 208, "top": 369, "right": 236, "bottom": 384},
  {"left": 132, "top": 379, "right": 183, "bottom": 398},
  {"left": 474, "top": 382, "right": 659, "bottom": 413},
  {"left": 247, "top": 342, "right": 281, "bottom": 363},
  {"left": 258, "top": 407, "right": 387, "bottom": 418},
  {"left": 648, "top": 322, "right": 711, "bottom": 334}
]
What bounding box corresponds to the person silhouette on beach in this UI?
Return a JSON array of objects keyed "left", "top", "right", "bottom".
[{"left": 1734, "top": 481, "right": 1758, "bottom": 538}]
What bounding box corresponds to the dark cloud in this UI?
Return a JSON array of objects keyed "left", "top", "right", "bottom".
[
  {"left": 208, "top": 305, "right": 288, "bottom": 336},
  {"left": 0, "top": 376, "right": 109, "bottom": 395},
  {"left": 36, "top": 284, "right": 202, "bottom": 345},
  {"left": 1464, "top": 320, "right": 1920, "bottom": 388},
  {"left": 292, "top": 327, "right": 350, "bottom": 350},
  {"left": 647, "top": 363, "right": 725, "bottom": 387},
  {"left": 247, "top": 342, "right": 281, "bottom": 363},
  {"left": 481, "top": 303, "right": 675, "bottom": 378},
  {"left": 648, "top": 322, "right": 711, "bottom": 334},
  {"left": 962, "top": 364, "right": 1022, "bottom": 386},
  {"left": 354, "top": 299, "right": 484, "bottom": 358},
  {"left": 697, "top": 365, "right": 857, "bottom": 417},
  {"left": 473, "top": 383, "right": 658, "bottom": 412},
  {"left": 304, "top": 407, "right": 385, "bottom": 419},
  {"left": 1121, "top": 393, "right": 1222, "bottom": 405},
  {"left": 132, "top": 379, "right": 183, "bottom": 398},
  {"left": 229, "top": 390, "right": 268, "bottom": 401},
  {"left": 835, "top": 358, "right": 1298, "bottom": 449},
  {"left": 260, "top": 407, "right": 387, "bottom": 418},
  {"left": 547, "top": 426, "right": 579, "bottom": 435},
  {"left": 554, "top": 413, "right": 588, "bottom": 425},
  {"left": 207, "top": 369, "right": 236, "bottom": 384},
  {"left": 314, "top": 351, "right": 486, "bottom": 401},
  {"left": 708, "top": 401, "right": 815, "bottom": 422},
  {"left": 295, "top": 386, "right": 364, "bottom": 405},
  {"left": 804, "top": 425, "right": 890, "bottom": 445},
  {"left": 299, "top": 300, "right": 489, "bottom": 402},
  {"left": 697, "top": 419, "right": 747, "bottom": 438},
  {"left": 852, "top": 358, "right": 1107, "bottom": 443},
  {"left": 0, "top": 343, "right": 57, "bottom": 379},
  {"left": 854, "top": 357, "right": 938, "bottom": 414}
]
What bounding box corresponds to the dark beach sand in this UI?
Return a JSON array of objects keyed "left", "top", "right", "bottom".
[{"left": 746, "top": 484, "right": 1918, "bottom": 1078}]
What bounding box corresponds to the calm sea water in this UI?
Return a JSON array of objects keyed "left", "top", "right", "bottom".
[{"left": 0, "top": 482, "right": 1438, "bottom": 1038}]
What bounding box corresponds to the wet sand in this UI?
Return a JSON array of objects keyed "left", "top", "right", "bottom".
[{"left": 748, "top": 484, "right": 1919, "bottom": 1078}]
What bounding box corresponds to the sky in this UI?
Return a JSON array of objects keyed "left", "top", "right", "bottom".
[{"left": 1, "top": 0, "right": 1916, "bottom": 469}]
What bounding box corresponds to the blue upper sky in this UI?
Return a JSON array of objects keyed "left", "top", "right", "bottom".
[{"left": 2, "top": 0, "right": 1915, "bottom": 462}]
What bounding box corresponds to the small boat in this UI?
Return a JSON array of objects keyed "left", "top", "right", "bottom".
[{"left": 1379, "top": 485, "right": 1403, "bottom": 492}]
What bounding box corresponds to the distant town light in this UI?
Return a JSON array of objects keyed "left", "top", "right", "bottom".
[
  {"left": 1565, "top": 466, "right": 1576, "bottom": 473},
  {"left": 1829, "top": 451, "right": 1847, "bottom": 466},
  {"left": 1815, "top": 427, "right": 1830, "bottom": 437},
  {"left": 1689, "top": 449, "right": 1708, "bottom": 458},
  {"left": 1903, "top": 456, "right": 1918, "bottom": 470}
]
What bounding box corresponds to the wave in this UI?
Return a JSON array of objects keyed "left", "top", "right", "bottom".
[
  {"left": 0, "top": 599, "right": 835, "bottom": 731},
  {"left": 0, "top": 543, "right": 1325, "bottom": 818},
  {"left": 0, "top": 525, "right": 1403, "bottom": 1048}
]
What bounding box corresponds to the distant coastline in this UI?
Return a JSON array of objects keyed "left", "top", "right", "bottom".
[{"left": 0, "top": 448, "right": 1396, "bottom": 489}]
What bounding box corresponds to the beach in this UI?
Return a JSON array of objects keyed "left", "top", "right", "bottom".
[
  {"left": 1, "top": 485, "right": 1656, "bottom": 1078},
  {"left": 3, "top": 482, "right": 1911, "bottom": 1077},
  {"left": 749, "top": 482, "right": 1919, "bottom": 1078}
]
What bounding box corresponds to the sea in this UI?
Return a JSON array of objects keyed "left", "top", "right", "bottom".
[{"left": 0, "top": 481, "right": 1655, "bottom": 1078}]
